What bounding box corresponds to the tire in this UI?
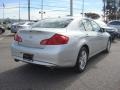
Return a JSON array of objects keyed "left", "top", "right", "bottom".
[
  {"left": 75, "top": 47, "right": 88, "bottom": 73},
  {"left": 105, "top": 39, "right": 111, "bottom": 53}
]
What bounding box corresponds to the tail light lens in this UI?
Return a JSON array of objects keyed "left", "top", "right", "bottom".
[
  {"left": 40, "top": 34, "right": 69, "bottom": 45},
  {"left": 14, "top": 34, "right": 22, "bottom": 42}
]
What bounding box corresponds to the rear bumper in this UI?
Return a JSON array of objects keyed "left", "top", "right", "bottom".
[
  {"left": 11, "top": 43, "right": 76, "bottom": 67},
  {"left": 14, "top": 57, "right": 57, "bottom": 67}
]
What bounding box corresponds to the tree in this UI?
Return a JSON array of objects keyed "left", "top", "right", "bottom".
[
  {"left": 84, "top": 13, "right": 100, "bottom": 19},
  {"left": 103, "top": 0, "right": 120, "bottom": 21}
]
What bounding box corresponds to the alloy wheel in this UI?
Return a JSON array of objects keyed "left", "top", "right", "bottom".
[
  {"left": 76, "top": 47, "right": 88, "bottom": 72},
  {"left": 79, "top": 50, "right": 87, "bottom": 70}
]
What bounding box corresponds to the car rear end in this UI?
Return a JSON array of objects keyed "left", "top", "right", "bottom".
[
  {"left": 11, "top": 22, "right": 26, "bottom": 33},
  {"left": 105, "top": 27, "right": 118, "bottom": 41},
  {"left": 11, "top": 18, "right": 77, "bottom": 67},
  {"left": 11, "top": 23, "right": 19, "bottom": 33},
  {"left": 107, "top": 20, "right": 120, "bottom": 38},
  {"left": 11, "top": 29, "right": 75, "bottom": 67}
]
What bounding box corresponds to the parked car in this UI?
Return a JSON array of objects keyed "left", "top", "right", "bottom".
[
  {"left": 107, "top": 20, "right": 120, "bottom": 38},
  {"left": 0, "top": 25, "right": 5, "bottom": 34},
  {"left": 11, "top": 17, "right": 111, "bottom": 72},
  {"left": 11, "top": 22, "right": 34, "bottom": 33},
  {"left": 6, "top": 23, "right": 12, "bottom": 30},
  {"left": 95, "top": 20, "right": 118, "bottom": 41}
]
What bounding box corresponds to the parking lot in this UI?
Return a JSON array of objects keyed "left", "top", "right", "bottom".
[{"left": 0, "top": 32, "right": 120, "bottom": 90}]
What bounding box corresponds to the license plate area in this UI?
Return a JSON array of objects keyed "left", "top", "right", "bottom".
[{"left": 23, "top": 53, "right": 33, "bottom": 61}]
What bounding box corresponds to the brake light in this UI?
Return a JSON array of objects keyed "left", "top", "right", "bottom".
[
  {"left": 40, "top": 34, "right": 69, "bottom": 45},
  {"left": 14, "top": 34, "right": 22, "bottom": 42}
]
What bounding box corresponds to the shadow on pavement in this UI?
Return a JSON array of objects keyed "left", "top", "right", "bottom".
[
  {"left": 0, "top": 52, "right": 108, "bottom": 90},
  {"left": 86, "top": 52, "right": 108, "bottom": 71}
]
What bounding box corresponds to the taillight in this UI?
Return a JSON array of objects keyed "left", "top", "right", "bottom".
[
  {"left": 40, "top": 34, "right": 69, "bottom": 45},
  {"left": 14, "top": 34, "right": 22, "bottom": 42}
]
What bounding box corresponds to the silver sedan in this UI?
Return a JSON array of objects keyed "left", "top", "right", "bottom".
[
  {"left": 11, "top": 17, "right": 111, "bottom": 72},
  {"left": 11, "top": 22, "right": 34, "bottom": 33}
]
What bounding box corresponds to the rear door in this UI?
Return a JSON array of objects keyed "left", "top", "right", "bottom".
[{"left": 82, "top": 19, "right": 99, "bottom": 55}]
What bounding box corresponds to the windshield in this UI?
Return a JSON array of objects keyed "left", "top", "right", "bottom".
[
  {"left": 32, "top": 18, "right": 73, "bottom": 28},
  {"left": 95, "top": 20, "right": 107, "bottom": 27}
]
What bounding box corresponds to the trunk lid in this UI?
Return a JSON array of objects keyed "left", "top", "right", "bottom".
[{"left": 17, "top": 28, "right": 67, "bottom": 48}]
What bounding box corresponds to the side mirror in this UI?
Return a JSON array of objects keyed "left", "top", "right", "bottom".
[{"left": 99, "top": 28, "right": 106, "bottom": 33}]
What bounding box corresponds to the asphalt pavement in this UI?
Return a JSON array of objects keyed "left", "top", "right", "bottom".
[{"left": 0, "top": 35, "right": 120, "bottom": 90}]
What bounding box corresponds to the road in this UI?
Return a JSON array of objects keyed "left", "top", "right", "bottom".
[{"left": 0, "top": 35, "right": 120, "bottom": 90}]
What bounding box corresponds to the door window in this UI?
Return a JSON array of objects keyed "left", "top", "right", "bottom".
[
  {"left": 90, "top": 20, "right": 101, "bottom": 32},
  {"left": 82, "top": 19, "right": 93, "bottom": 31}
]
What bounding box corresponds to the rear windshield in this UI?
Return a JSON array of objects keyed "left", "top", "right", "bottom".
[
  {"left": 18, "top": 22, "right": 25, "bottom": 25},
  {"left": 109, "top": 21, "right": 120, "bottom": 25},
  {"left": 27, "top": 22, "right": 34, "bottom": 25},
  {"left": 32, "top": 18, "right": 73, "bottom": 28}
]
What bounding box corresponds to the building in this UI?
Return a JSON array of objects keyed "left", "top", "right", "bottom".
[{"left": 106, "top": 0, "right": 120, "bottom": 12}]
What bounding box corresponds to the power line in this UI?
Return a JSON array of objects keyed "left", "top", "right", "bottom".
[
  {"left": 0, "top": 6, "right": 41, "bottom": 9},
  {"left": 0, "top": 0, "right": 85, "bottom": 19},
  {"left": 46, "top": 9, "right": 69, "bottom": 12},
  {"left": 31, "top": 4, "right": 69, "bottom": 9}
]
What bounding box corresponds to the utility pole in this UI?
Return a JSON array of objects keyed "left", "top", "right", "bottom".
[
  {"left": 2, "top": 3, "right": 5, "bottom": 24},
  {"left": 70, "top": 0, "right": 73, "bottom": 16},
  {"left": 41, "top": 0, "right": 43, "bottom": 19},
  {"left": 82, "top": 0, "right": 84, "bottom": 17},
  {"left": 39, "top": 0, "right": 45, "bottom": 20},
  {"left": 19, "top": 0, "right": 20, "bottom": 22},
  {"left": 28, "top": 0, "right": 30, "bottom": 21},
  {"left": 103, "top": 0, "right": 106, "bottom": 21}
]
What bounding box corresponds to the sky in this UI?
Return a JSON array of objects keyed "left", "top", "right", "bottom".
[{"left": 0, "top": 0, "right": 103, "bottom": 20}]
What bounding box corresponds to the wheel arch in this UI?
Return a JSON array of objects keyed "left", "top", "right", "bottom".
[
  {"left": 82, "top": 44, "right": 89, "bottom": 55},
  {"left": 75, "top": 44, "right": 90, "bottom": 66}
]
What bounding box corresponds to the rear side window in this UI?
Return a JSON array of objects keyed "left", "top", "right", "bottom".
[
  {"left": 91, "top": 20, "right": 101, "bottom": 32},
  {"left": 32, "top": 18, "right": 73, "bottom": 28},
  {"left": 109, "top": 21, "right": 120, "bottom": 25},
  {"left": 79, "top": 21, "right": 86, "bottom": 31}
]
